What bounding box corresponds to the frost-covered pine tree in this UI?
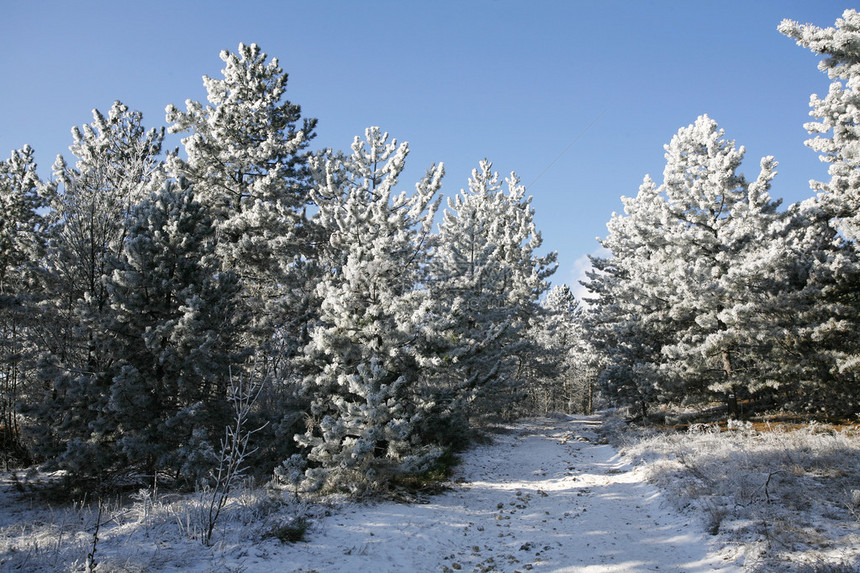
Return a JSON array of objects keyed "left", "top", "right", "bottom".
[
  {"left": 522, "top": 284, "right": 584, "bottom": 414},
  {"left": 780, "top": 10, "right": 860, "bottom": 241},
  {"left": 583, "top": 116, "right": 783, "bottom": 412},
  {"left": 656, "top": 116, "right": 781, "bottom": 398},
  {"left": 31, "top": 102, "right": 164, "bottom": 469},
  {"left": 49, "top": 101, "right": 164, "bottom": 318},
  {"left": 102, "top": 179, "right": 243, "bottom": 480},
  {"left": 0, "top": 146, "right": 49, "bottom": 465},
  {"left": 427, "top": 160, "right": 556, "bottom": 423},
  {"left": 776, "top": 11, "right": 860, "bottom": 410},
  {"left": 0, "top": 146, "right": 47, "bottom": 296},
  {"left": 582, "top": 177, "right": 672, "bottom": 416},
  {"left": 292, "top": 128, "right": 444, "bottom": 493},
  {"left": 166, "top": 43, "right": 319, "bottom": 356},
  {"left": 730, "top": 199, "right": 856, "bottom": 412}
]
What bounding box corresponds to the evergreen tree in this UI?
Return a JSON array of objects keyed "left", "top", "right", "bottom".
[
  {"left": 427, "top": 160, "right": 556, "bottom": 422},
  {"left": 727, "top": 200, "right": 858, "bottom": 413},
  {"left": 0, "top": 146, "right": 49, "bottom": 466},
  {"left": 521, "top": 284, "right": 583, "bottom": 414},
  {"left": 101, "top": 180, "right": 243, "bottom": 480},
  {"left": 583, "top": 116, "right": 783, "bottom": 412},
  {"left": 166, "top": 43, "right": 319, "bottom": 356},
  {"left": 780, "top": 9, "right": 860, "bottom": 241},
  {"left": 582, "top": 178, "right": 671, "bottom": 416},
  {"left": 0, "top": 147, "right": 47, "bottom": 295},
  {"left": 50, "top": 101, "right": 164, "bottom": 325},
  {"left": 293, "top": 128, "right": 443, "bottom": 493},
  {"left": 656, "top": 116, "right": 781, "bottom": 399},
  {"left": 777, "top": 11, "right": 860, "bottom": 412},
  {"left": 30, "top": 102, "right": 164, "bottom": 470}
]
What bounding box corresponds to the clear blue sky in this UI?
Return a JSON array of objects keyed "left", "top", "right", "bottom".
[{"left": 0, "top": 1, "right": 847, "bottom": 294}]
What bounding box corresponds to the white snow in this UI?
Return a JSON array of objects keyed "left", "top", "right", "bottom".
[
  {"left": 238, "top": 416, "right": 737, "bottom": 573},
  {"left": 0, "top": 415, "right": 743, "bottom": 572}
]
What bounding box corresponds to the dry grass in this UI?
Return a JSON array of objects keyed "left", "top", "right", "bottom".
[
  {"left": 0, "top": 477, "right": 302, "bottom": 572},
  {"left": 606, "top": 414, "right": 860, "bottom": 572}
]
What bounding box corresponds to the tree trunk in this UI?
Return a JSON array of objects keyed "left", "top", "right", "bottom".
[{"left": 722, "top": 348, "right": 740, "bottom": 418}]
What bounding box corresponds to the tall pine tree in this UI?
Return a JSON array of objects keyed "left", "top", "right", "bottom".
[
  {"left": 102, "top": 180, "right": 243, "bottom": 481},
  {"left": 31, "top": 102, "right": 164, "bottom": 471},
  {"left": 166, "top": 43, "right": 319, "bottom": 360},
  {"left": 584, "top": 116, "right": 784, "bottom": 413},
  {"left": 293, "top": 128, "right": 444, "bottom": 493},
  {"left": 0, "top": 146, "right": 49, "bottom": 466},
  {"left": 427, "top": 160, "right": 556, "bottom": 422},
  {"left": 777, "top": 11, "right": 860, "bottom": 412}
]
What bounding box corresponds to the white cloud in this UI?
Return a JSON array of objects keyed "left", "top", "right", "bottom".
[{"left": 569, "top": 246, "right": 611, "bottom": 304}]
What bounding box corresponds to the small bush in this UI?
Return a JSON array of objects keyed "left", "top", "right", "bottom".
[
  {"left": 264, "top": 517, "right": 308, "bottom": 543},
  {"left": 391, "top": 448, "right": 460, "bottom": 493}
]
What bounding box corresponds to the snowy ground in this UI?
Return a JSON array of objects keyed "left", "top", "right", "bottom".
[
  {"left": 255, "top": 416, "right": 738, "bottom": 573},
  {"left": 1, "top": 415, "right": 745, "bottom": 572},
  {"left": 616, "top": 417, "right": 860, "bottom": 572}
]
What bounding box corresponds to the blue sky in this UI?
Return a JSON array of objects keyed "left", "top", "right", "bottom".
[{"left": 0, "top": 1, "right": 848, "bottom": 293}]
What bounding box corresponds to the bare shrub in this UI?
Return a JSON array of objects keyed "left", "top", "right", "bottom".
[{"left": 200, "top": 370, "right": 268, "bottom": 546}]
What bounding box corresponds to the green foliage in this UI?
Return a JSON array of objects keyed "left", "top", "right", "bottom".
[
  {"left": 392, "top": 448, "right": 461, "bottom": 493},
  {"left": 24, "top": 102, "right": 165, "bottom": 471},
  {"left": 264, "top": 517, "right": 309, "bottom": 543},
  {"left": 104, "top": 181, "right": 244, "bottom": 479}
]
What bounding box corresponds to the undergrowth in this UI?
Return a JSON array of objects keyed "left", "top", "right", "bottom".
[
  {"left": 604, "top": 411, "right": 860, "bottom": 572},
  {"left": 0, "top": 477, "right": 304, "bottom": 572},
  {"left": 391, "top": 449, "right": 460, "bottom": 492},
  {"left": 263, "top": 516, "right": 309, "bottom": 543}
]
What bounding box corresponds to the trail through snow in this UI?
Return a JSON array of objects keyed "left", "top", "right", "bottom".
[{"left": 225, "top": 416, "right": 740, "bottom": 573}]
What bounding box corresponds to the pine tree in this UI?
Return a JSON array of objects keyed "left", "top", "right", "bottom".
[
  {"left": 102, "top": 180, "right": 243, "bottom": 480},
  {"left": 0, "top": 147, "right": 47, "bottom": 295},
  {"left": 292, "top": 128, "right": 443, "bottom": 493},
  {"left": 726, "top": 199, "right": 858, "bottom": 413},
  {"left": 427, "top": 160, "right": 556, "bottom": 422},
  {"left": 776, "top": 11, "right": 860, "bottom": 412},
  {"left": 582, "top": 177, "right": 671, "bottom": 416},
  {"left": 780, "top": 9, "right": 860, "bottom": 241},
  {"left": 521, "top": 284, "right": 582, "bottom": 414},
  {"left": 583, "top": 116, "right": 784, "bottom": 413},
  {"left": 656, "top": 116, "right": 781, "bottom": 399},
  {"left": 166, "top": 43, "right": 319, "bottom": 356},
  {"left": 50, "top": 101, "right": 164, "bottom": 322},
  {"left": 31, "top": 102, "right": 164, "bottom": 470},
  {"left": 0, "top": 146, "right": 49, "bottom": 466}
]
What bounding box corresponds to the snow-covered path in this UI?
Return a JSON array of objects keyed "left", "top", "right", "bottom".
[{"left": 234, "top": 416, "right": 740, "bottom": 573}]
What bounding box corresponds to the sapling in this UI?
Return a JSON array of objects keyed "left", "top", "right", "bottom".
[
  {"left": 84, "top": 499, "right": 103, "bottom": 573},
  {"left": 849, "top": 489, "right": 860, "bottom": 522},
  {"left": 202, "top": 369, "right": 267, "bottom": 546}
]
